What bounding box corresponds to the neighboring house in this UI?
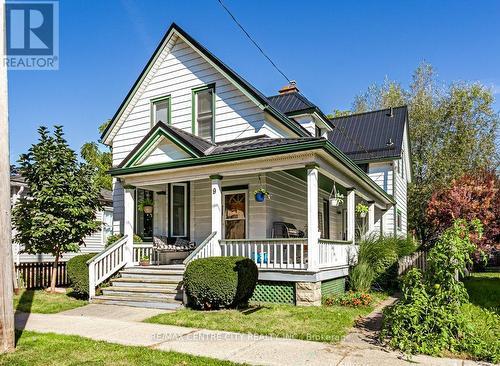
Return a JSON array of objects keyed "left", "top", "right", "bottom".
[
  {"left": 89, "top": 23, "right": 411, "bottom": 307},
  {"left": 10, "top": 174, "right": 114, "bottom": 264}
]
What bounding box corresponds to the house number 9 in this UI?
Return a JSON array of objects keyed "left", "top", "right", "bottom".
[{"left": 213, "top": 188, "right": 216, "bottom": 194}]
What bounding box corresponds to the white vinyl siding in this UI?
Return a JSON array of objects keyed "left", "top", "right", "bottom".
[
  {"left": 111, "top": 36, "right": 292, "bottom": 167},
  {"left": 368, "top": 162, "right": 394, "bottom": 235}
]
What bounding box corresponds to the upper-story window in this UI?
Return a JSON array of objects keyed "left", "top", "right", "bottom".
[
  {"left": 151, "top": 95, "right": 171, "bottom": 125},
  {"left": 192, "top": 84, "right": 215, "bottom": 141}
]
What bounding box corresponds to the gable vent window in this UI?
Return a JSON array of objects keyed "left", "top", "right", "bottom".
[
  {"left": 152, "top": 96, "right": 171, "bottom": 125},
  {"left": 193, "top": 85, "right": 215, "bottom": 141}
]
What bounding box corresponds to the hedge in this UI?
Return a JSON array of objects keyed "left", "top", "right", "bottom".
[
  {"left": 184, "top": 256, "right": 258, "bottom": 310},
  {"left": 67, "top": 253, "right": 96, "bottom": 298}
]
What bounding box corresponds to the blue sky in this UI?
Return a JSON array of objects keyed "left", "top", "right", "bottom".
[{"left": 8, "top": 0, "right": 500, "bottom": 163}]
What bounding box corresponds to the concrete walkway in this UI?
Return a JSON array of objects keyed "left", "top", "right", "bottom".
[{"left": 14, "top": 305, "right": 489, "bottom": 366}]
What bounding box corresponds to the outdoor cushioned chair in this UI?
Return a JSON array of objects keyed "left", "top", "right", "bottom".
[{"left": 153, "top": 236, "right": 197, "bottom": 264}]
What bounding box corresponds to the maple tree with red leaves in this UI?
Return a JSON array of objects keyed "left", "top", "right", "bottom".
[{"left": 426, "top": 170, "right": 500, "bottom": 256}]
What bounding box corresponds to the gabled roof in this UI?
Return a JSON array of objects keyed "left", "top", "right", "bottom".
[
  {"left": 327, "top": 106, "right": 408, "bottom": 162},
  {"left": 268, "top": 92, "right": 333, "bottom": 129},
  {"left": 101, "top": 23, "right": 310, "bottom": 144},
  {"left": 118, "top": 121, "right": 319, "bottom": 169},
  {"left": 267, "top": 92, "right": 317, "bottom": 115},
  {"left": 118, "top": 122, "right": 212, "bottom": 168}
]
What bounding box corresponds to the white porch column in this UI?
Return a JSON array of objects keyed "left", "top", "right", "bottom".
[
  {"left": 346, "top": 189, "right": 355, "bottom": 243},
  {"left": 306, "top": 165, "right": 319, "bottom": 271},
  {"left": 368, "top": 202, "right": 375, "bottom": 236},
  {"left": 210, "top": 175, "right": 222, "bottom": 256},
  {"left": 123, "top": 187, "right": 135, "bottom": 267}
]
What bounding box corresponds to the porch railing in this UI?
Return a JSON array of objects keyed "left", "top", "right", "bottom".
[
  {"left": 87, "top": 235, "right": 128, "bottom": 299},
  {"left": 183, "top": 232, "right": 218, "bottom": 265},
  {"left": 318, "top": 239, "right": 354, "bottom": 268},
  {"left": 133, "top": 242, "right": 159, "bottom": 264},
  {"left": 220, "top": 238, "right": 308, "bottom": 270}
]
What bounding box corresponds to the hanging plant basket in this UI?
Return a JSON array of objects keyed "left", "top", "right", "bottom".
[
  {"left": 356, "top": 203, "right": 369, "bottom": 218},
  {"left": 254, "top": 188, "right": 270, "bottom": 202},
  {"left": 329, "top": 183, "right": 344, "bottom": 207},
  {"left": 138, "top": 198, "right": 154, "bottom": 214}
]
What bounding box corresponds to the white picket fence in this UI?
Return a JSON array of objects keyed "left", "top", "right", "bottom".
[{"left": 398, "top": 250, "right": 427, "bottom": 275}]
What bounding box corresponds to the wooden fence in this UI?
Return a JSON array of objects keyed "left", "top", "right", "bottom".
[
  {"left": 398, "top": 251, "right": 427, "bottom": 275},
  {"left": 16, "top": 262, "right": 69, "bottom": 289}
]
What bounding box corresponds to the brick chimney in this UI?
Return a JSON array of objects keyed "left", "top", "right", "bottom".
[{"left": 278, "top": 80, "right": 299, "bottom": 94}]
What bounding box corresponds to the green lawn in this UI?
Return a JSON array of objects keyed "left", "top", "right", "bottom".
[
  {"left": 0, "top": 331, "right": 243, "bottom": 366},
  {"left": 14, "top": 289, "right": 87, "bottom": 314},
  {"left": 463, "top": 271, "right": 500, "bottom": 314},
  {"left": 146, "top": 295, "right": 386, "bottom": 343},
  {"left": 458, "top": 272, "right": 500, "bottom": 362}
]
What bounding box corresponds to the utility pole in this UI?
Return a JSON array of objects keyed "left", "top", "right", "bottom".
[{"left": 0, "top": 0, "right": 15, "bottom": 353}]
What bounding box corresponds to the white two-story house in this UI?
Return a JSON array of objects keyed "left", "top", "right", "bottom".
[{"left": 89, "top": 23, "right": 411, "bottom": 308}]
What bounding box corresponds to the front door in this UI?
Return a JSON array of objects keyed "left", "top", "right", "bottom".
[{"left": 223, "top": 191, "right": 247, "bottom": 239}]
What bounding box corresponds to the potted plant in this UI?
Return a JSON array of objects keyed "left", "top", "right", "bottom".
[
  {"left": 330, "top": 192, "right": 344, "bottom": 207},
  {"left": 253, "top": 188, "right": 270, "bottom": 202},
  {"left": 138, "top": 198, "right": 154, "bottom": 214},
  {"left": 356, "top": 203, "right": 369, "bottom": 218},
  {"left": 139, "top": 255, "right": 150, "bottom": 266}
]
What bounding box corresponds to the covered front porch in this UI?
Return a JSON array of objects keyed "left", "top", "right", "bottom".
[
  {"left": 118, "top": 153, "right": 391, "bottom": 274},
  {"left": 89, "top": 147, "right": 394, "bottom": 303}
]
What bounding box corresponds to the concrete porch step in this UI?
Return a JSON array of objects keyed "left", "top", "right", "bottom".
[
  {"left": 92, "top": 295, "right": 183, "bottom": 310},
  {"left": 102, "top": 286, "right": 182, "bottom": 300},
  {"left": 120, "top": 269, "right": 183, "bottom": 282},
  {"left": 110, "top": 277, "right": 182, "bottom": 288}
]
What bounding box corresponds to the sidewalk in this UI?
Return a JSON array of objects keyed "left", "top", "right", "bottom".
[{"left": 14, "top": 306, "right": 487, "bottom": 366}]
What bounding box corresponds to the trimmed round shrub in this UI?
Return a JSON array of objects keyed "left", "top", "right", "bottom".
[
  {"left": 184, "top": 256, "right": 258, "bottom": 310},
  {"left": 67, "top": 253, "right": 96, "bottom": 298}
]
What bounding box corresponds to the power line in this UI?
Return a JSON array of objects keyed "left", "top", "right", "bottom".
[{"left": 216, "top": 0, "right": 291, "bottom": 83}]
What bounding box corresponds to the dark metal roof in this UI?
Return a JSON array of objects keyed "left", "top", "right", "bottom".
[
  {"left": 118, "top": 121, "right": 322, "bottom": 169},
  {"left": 267, "top": 92, "right": 317, "bottom": 115},
  {"left": 327, "top": 106, "right": 407, "bottom": 162},
  {"left": 209, "top": 136, "right": 321, "bottom": 155},
  {"left": 166, "top": 124, "right": 215, "bottom": 154}
]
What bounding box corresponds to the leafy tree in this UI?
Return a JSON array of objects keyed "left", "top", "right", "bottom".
[
  {"left": 80, "top": 142, "right": 112, "bottom": 190},
  {"left": 80, "top": 119, "right": 112, "bottom": 190},
  {"left": 13, "top": 126, "right": 101, "bottom": 292},
  {"left": 348, "top": 62, "right": 499, "bottom": 244},
  {"left": 427, "top": 170, "right": 499, "bottom": 256}
]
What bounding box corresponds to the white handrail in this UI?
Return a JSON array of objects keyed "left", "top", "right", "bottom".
[
  {"left": 183, "top": 232, "right": 218, "bottom": 265},
  {"left": 87, "top": 235, "right": 128, "bottom": 299}
]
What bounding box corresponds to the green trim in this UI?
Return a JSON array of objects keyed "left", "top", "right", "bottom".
[
  {"left": 112, "top": 139, "right": 324, "bottom": 174},
  {"left": 125, "top": 126, "right": 200, "bottom": 168},
  {"left": 191, "top": 83, "right": 216, "bottom": 143},
  {"left": 265, "top": 104, "right": 310, "bottom": 137},
  {"left": 122, "top": 184, "right": 136, "bottom": 190},
  {"left": 150, "top": 95, "right": 172, "bottom": 126},
  {"left": 321, "top": 278, "right": 345, "bottom": 296},
  {"left": 209, "top": 174, "right": 223, "bottom": 180},
  {"left": 250, "top": 281, "right": 295, "bottom": 305},
  {"left": 110, "top": 139, "right": 395, "bottom": 205}
]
